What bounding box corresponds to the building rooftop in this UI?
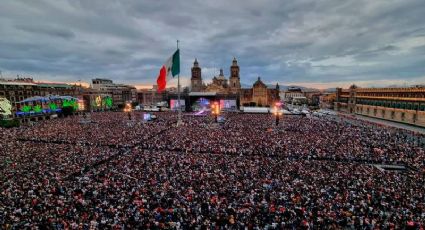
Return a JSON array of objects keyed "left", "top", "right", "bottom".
[
  {"left": 0, "top": 81, "right": 37, "bottom": 86},
  {"left": 36, "top": 83, "right": 74, "bottom": 88}
]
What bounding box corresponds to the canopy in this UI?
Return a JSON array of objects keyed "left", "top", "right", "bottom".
[
  {"left": 19, "top": 96, "right": 49, "bottom": 103},
  {"left": 19, "top": 95, "right": 79, "bottom": 103}
]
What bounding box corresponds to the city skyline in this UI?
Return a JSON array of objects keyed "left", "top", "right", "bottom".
[{"left": 1, "top": 0, "right": 425, "bottom": 89}]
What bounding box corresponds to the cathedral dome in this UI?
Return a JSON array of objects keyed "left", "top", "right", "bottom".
[{"left": 253, "top": 77, "right": 266, "bottom": 88}]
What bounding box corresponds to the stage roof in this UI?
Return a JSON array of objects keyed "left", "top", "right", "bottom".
[
  {"left": 19, "top": 95, "right": 79, "bottom": 103},
  {"left": 188, "top": 92, "right": 217, "bottom": 97}
]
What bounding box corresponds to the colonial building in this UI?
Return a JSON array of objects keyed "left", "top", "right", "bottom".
[
  {"left": 229, "top": 57, "right": 241, "bottom": 93},
  {"left": 91, "top": 78, "right": 137, "bottom": 107},
  {"left": 0, "top": 77, "right": 83, "bottom": 116},
  {"left": 191, "top": 57, "right": 242, "bottom": 94},
  {"left": 137, "top": 85, "right": 166, "bottom": 106},
  {"left": 204, "top": 69, "right": 229, "bottom": 93},
  {"left": 280, "top": 87, "right": 305, "bottom": 104},
  {"left": 240, "top": 77, "right": 280, "bottom": 107},
  {"left": 189, "top": 58, "right": 279, "bottom": 107},
  {"left": 335, "top": 85, "right": 425, "bottom": 127},
  {"left": 320, "top": 92, "right": 336, "bottom": 109},
  {"left": 190, "top": 59, "right": 203, "bottom": 92}
]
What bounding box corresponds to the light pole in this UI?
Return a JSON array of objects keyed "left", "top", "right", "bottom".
[
  {"left": 273, "top": 102, "right": 283, "bottom": 126},
  {"left": 211, "top": 101, "right": 220, "bottom": 123},
  {"left": 124, "top": 102, "right": 132, "bottom": 120}
]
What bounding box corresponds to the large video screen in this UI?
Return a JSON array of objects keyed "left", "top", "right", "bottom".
[
  {"left": 192, "top": 97, "right": 210, "bottom": 111},
  {"left": 0, "top": 98, "right": 12, "bottom": 116},
  {"left": 219, "top": 99, "right": 237, "bottom": 110},
  {"left": 170, "top": 99, "right": 185, "bottom": 110}
]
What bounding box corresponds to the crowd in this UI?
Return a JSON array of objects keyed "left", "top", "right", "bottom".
[
  {"left": 16, "top": 112, "right": 177, "bottom": 147},
  {"left": 0, "top": 111, "right": 424, "bottom": 229},
  {"left": 146, "top": 114, "right": 425, "bottom": 169}
]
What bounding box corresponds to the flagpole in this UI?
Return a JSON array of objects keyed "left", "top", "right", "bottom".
[{"left": 177, "top": 40, "right": 182, "bottom": 126}]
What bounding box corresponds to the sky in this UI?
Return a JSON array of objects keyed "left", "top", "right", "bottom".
[{"left": 0, "top": 0, "right": 424, "bottom": 89}]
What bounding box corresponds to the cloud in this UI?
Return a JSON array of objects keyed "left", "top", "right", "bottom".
[
  {"left": 0, "top": 0, "right": 424, "bottom": 88},
  {"left": 15, "top": 24, "right": 75, "bottom": 39}
]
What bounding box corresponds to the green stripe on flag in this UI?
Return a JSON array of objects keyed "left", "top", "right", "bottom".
[{"left": 172, "top": 49, "right": 180, "bottom": 77}]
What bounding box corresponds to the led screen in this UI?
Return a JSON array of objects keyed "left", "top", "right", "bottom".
[
  {"left": 0, "top": 98, "right": 12, "bottom": 116},
  {"left": 170, "top": 99, "right": 185, "bottom": 110},
  {"left": 219, "top": 100, "right": 237, "bottom": 110},
  {"left": 192, "top": 97, "right": 210, "bottom": 111}
]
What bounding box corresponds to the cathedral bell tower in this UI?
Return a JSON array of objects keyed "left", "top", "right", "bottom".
[
  {"left": 191, "top": 58, "right": 203, "bottom": 92},
  {"left": 229, "top": 57, "right": 241, "bottom": 93}
]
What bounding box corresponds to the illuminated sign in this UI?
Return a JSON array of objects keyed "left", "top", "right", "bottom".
[
  {"left": 0, "top": 97, "right": 12, "bottom": 116},
  {"left": 62, "top": 99, "right": 79, "bottom": 110},
  {"left": 95, "top": 96, "right": 102, "bottom": 107},
  {"left": 21, "top": 105, "right": 32, "bottom": 113},
  {"left": 105, "top": 96, "right": 113, "bottom": 108},
  {"left": 48, "top": 103, "right": 58, "bottom": 110},
  {"left": 33, "top": 105, "right": 43, "bottom": 113},
  {"left": 78, "top": 99, "right": 85, "bottom": 111}
]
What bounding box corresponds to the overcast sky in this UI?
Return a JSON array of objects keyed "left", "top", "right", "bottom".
[{"left": 1, "top": 0, "right": 424, "bottom": 89}]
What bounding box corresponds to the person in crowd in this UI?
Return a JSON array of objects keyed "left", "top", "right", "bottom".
[{"left": 1, "top": 111, "right": 423, "bottom": 229}]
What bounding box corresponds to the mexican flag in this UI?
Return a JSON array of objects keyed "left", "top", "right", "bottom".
[{"left": 156, "top": 49, "right": 180, "bottom": 92}]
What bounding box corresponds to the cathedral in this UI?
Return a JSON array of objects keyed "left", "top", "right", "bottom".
[
  {"left": 191, "top": 57, "right": 241, "bottom": 94},
  {"left": 190, "top": 58, "right": 280, "bottom": 107}
]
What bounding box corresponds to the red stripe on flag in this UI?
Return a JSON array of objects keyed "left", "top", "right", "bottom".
[{"left": 156, "top": 65, "right": 167, "bottom": 92}]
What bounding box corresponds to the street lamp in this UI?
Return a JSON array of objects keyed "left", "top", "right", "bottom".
[
  {"left": 273, "top": 102, "right": 283, "bottom": 126},
  {"left": 211, "top": 101, "right": 220, "bottom": 123},
  {"left": 124, "top": 102, "right": 132, "bottom": 120}
]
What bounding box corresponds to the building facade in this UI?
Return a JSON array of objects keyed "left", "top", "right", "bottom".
[
  {"left": 190, "top": 59, "right": 203, "bottom": 92},
  {"left": 189, "top": 58, "right": 279, "bottom": 107},
  {"left": 91, "top": 78, "right": 137, "bottom": 107},
  {"left": 335, "top": 85, "right": 425, "bottom": 127},
  {"left": 320, "top": 92, "right": 336, "bottom": 109},
  {"left": 280, "top": 87, "right": 305, "bottom": 104},
  {"left": 0, "top": 78, "right": 83, "bottom": 118},
  {"left": 137, "top": 85, "right": 166, "bottom": 106},
  {"left": 190, "top": 57, "right": 242, "bottom": 94},
  {"left": 240, "top": 77, "right": 280, "bottom": 107}
]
